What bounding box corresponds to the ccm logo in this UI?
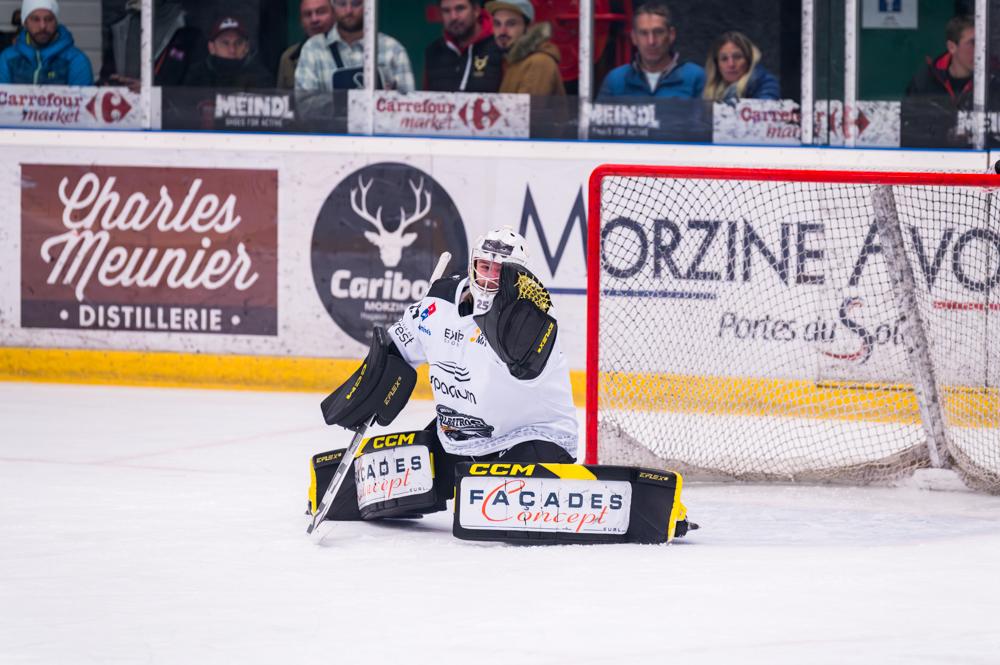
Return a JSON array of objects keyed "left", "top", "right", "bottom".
[
  {"left": 469, "top": 463, "right": 536, "bottom": 476},
  {"left": 370, "top": 432, "right": 416, "bottom": 449}
]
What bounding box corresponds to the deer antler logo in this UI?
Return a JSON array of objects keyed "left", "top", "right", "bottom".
[{"left": 351, "top": 176, "right": 432, "bottom": 267}]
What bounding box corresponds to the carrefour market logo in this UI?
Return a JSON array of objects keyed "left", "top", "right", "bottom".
[{"left": 311, "top": 163, "right": 468, "bottom": 344}]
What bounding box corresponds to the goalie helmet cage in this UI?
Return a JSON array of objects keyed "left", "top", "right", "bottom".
[{"left": 586, "top": 165, "right": 1000, "bottom": 494}]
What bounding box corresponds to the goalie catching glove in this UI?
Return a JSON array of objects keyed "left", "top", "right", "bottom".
[
  {"left": 320, "top": 326, "right": 417, "bottom": 430},
  {"left": 473, "top": 262, "right": 558, "bottom": 381}
]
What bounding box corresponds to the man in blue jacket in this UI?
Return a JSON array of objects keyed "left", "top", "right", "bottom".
[
  {"left": 0, "top": 0, "right": 93, "bottom": 85},
  {"left": 597, "top": 2, "right": 703, "bottom": 99}
]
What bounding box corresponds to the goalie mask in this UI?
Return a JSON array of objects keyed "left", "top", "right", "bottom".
[{"left": 469, "top": 227, "right": 528, "bottom": 313}]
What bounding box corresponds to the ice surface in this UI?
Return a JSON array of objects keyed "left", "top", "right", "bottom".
[{"left": 2, "top": 383, "right": 999, "bottom": 665}]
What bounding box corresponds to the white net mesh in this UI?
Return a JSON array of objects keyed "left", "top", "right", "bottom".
[{"left": 593, "top": 170, "right": 1000, "bottom": 493}]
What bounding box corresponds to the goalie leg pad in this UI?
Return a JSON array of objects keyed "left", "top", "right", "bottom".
[
  {"left": 352, "top": 430, "right": 443, "bottom": 519},
  {"left": 452, "top": 463, "right": 691, "bottom": 545},
  {"left": 308, "top": 431, "right": 449, "bottom": 521}
]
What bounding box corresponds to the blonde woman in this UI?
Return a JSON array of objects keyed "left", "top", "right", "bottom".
[{"left": 703, "top": 31, "right": 779, "bottom": 103}]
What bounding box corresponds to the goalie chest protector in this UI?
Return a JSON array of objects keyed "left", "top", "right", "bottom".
[{"left": 386, "top": 275, "right": 578, "bottom": 458}]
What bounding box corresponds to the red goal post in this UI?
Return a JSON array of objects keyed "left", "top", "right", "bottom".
[{"left": 585, "top": 165, "right": 1000, "bottom": 492}]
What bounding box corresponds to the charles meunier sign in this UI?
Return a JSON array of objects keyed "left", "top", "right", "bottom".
[
  {"left": 0, "top": 86, "right": 142, "bottom": 129},
  {"left": 310, "top": 162, "right": 469, "bottom": 345},
  {"left": 20, "top": 165, "right": 278, "bottom": 335}
]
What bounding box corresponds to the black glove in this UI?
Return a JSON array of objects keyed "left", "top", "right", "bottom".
[{"left": 473, "top": 263, "right": 558, "bottom": 380}]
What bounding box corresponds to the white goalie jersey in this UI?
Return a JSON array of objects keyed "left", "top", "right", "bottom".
[{"left": 386, "top": 275, "right": 578, "bottom": 458}]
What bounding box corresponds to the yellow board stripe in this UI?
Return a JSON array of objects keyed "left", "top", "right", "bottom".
[
  {"left": 599, "top": 371, "right": 999, "bottom": 429},
  {"left": 1, "top": 348, "right": 995, "bottom": 428},
  {"left": 540, "top": 463, "right": 597, "bottom": 480},
  {"left": 0, "top": 347, "right": 433, "bottom": 397}
]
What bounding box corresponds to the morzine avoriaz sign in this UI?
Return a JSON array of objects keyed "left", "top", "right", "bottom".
[{"left": 20, "top": 164, "right": 278, "bottom": 336}]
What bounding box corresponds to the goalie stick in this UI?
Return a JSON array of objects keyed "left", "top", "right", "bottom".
[{"left": 307, "top": 251, "right": 452, "bottom": 538}]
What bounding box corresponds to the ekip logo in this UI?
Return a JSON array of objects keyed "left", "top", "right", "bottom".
[{"left": 310, "top": 163, "right": 468, "bottom": 345}]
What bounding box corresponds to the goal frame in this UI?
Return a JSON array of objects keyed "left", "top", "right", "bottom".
[{"left": 585, "top": 165, "right": 1000, "bottom": 466}]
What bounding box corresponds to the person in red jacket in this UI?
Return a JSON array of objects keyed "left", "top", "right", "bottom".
[{"left": 905, "top": 15, "right": 977, "bottom": 109}]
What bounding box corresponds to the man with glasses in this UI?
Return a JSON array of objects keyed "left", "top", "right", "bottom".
[
  {"left": 295, "top": 0, "right": 414, "bottom": 92},
  {"left": 597, "top": 1, "right": 704, "bottom": 99}
]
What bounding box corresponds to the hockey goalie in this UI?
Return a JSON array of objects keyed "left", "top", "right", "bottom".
[{"left": 308, "top": 227, "right": 695, "bottom": 544}]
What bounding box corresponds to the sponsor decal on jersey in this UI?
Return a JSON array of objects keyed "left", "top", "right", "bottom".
[
  {"left": 459, "top": 477, "right": 632, "bottom": 535},
  {"left": 354, "top": 445, "right": 433, "bottom": 509},
  {"left": 431, "top": 361, "right": 471, "bottom": 382},
  {"left": 310, "top": 163, "right": 468, "bottom": 344},
  {"left": 443, "top": 327, "right": 465, "bottom": 345},
  {"left": 436, "top": 405, "right": 494, "bottom": 441},
  {"left": 418, "top": 324, "right": 432, "bottom": 336},
  {"left": 420, "top": 303, "right": 437, "bottom": 320},
  {"left": 408, "top": 304, "right": 421, "bottom": 320},
  {"left": 468, "top": 327, "right": 488, "bottom": 346},
  {"left": 430, "top": 376, "right": 477, "bottom": 404},
  {"left": 391, "top": 322, "right": 415, "bottom": 347}
]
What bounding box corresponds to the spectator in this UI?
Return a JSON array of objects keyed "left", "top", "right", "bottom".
[
  {"left": 295, "top": 0, "right": 414, "bottom": 92},
  {"left": 99, "top": 0, "right": 203, "bottom": 90},
  {"left": 425, "top": 0, "right": 503, "bottom": 92},
  {"left": 0, "top": 0, "right": 93, "bottom": 85},
  {"left": 487, "top": 0, "right": 565, "bottom": 96},
  {"left": 1, "top": 10, "right": 21, "bottom": 53},
  {"left": 905, "top": 15, "right": 976, "bottom": 109},
  {"left": 277, "top": 0, "right": 334, "bottom": 89},
  {"left": 597, "top": 2, "right": 703, "bottom": 99},
  {"left": 183, "top": 16, "right": 272, "bottom": 88},
  {"left": 702, "top": 31, "right": 779, "bottom": 103}
]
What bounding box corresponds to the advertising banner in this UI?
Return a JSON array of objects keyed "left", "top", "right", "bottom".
[
  {"left": 0, "top": 134, "right": 990, "bottom": 377},
  {"left": 0, "top": 85, "right": 143, "bottom": 130},
  {"left": 20, "top": 165, "right": 279, "bottom": 336},
  {"left": 160, "top": 88, "right": 349, "bottom": 134},
  {"left": 813, "top": 100, "right": 901, "bottom": 148},
  {"left": 587, "top": 99, "right": 712, "bottom": 143},
  {"left": 348, "top": 90, "right": 531, "bottom": 138}
]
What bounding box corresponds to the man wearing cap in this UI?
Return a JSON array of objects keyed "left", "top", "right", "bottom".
[
  {"left": 183, "top": 16, "right": 272, "bottom": 89},
  {"left": 295, "top": 0, "right": 413, "bottom": 92},
  {"left": 0, "top": 0, "right": 93, "bottom": 85},
  {"left": 488, "top": 0, "right": 564, "bottom": 96}
]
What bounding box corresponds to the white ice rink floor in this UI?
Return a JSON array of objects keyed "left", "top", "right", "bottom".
[{"left": 2, "top": 382, "right": 1000, "bottom": 665}]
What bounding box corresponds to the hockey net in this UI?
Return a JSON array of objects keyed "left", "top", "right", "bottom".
[{"left": 586, "top": 166, "right": 1000, "bottom": 493}]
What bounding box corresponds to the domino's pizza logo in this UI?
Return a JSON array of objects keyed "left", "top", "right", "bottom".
[{"left": 311, "top": 163, "right": 468, "bottom": 344}]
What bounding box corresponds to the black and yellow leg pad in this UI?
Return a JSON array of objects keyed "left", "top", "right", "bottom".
[
  {"left": 308, "top": 430, "right": 445, "bottom": 522},
  {"left": 452, "top": 462, "right": 694, "bottom": 545}
]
